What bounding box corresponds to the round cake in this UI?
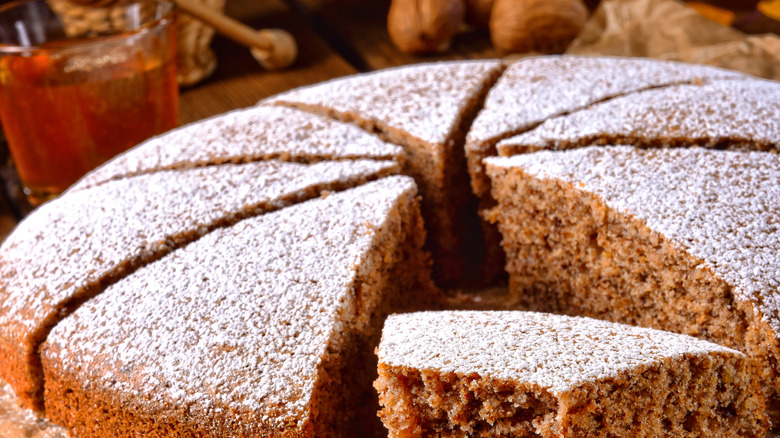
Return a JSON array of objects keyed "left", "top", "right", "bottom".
[{"left": 0, "top": 55, "right": 779, "bottom": 437}]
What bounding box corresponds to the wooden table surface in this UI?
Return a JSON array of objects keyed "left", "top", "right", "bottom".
[
  {"left": 0, "top": 0, "right": 768, "bottom": 241},
  {"left": 177, "top": 0, "right": 501, "bottom": 123}
]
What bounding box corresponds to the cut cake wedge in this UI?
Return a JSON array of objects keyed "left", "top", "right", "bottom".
[
  {"left": 465, "top": 56, "right": 747, "bottom": 282},
  {"left": 265, "top": 60, "right": 505, "bottom": 286},
  {"left": 70, "top": 105, "right": 404, "bottom": 191},
  {"left": 486, "top": 146, "right": 780, "bottom": 415},
  {"left": 0, "top": 159, "right": 398, "bottom": 412},
  {"left": 375, "top": 311, "right": 767, "bottom": 437},
  {"left": 41, "top": 177, "right": 433, "bottom": 438},
  {"left": 466, "top": 55, "right": 747, "bottom": 202}
]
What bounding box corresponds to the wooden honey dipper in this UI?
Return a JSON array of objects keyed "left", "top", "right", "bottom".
[{"left": 64, "top": 0, "right": 297, "bottom": 70}]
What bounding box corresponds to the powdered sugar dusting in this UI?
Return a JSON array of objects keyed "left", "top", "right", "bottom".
[
  {"left": 378, "top": 311, "right": 737, "bottom": 394},
  {"left": 43, "top": 177, "right": 417, "bottom": 430},
  {"left": 497, "top": 80, "right": 780, "bottom": 154},
  {"left": 266, "top": 60, "right": 503, "bottom": 145},
  {"left": 468, "top": 55, "right": 746, "bottom": 145},
  {"left": 71, "top": 106, "right": 402, "bottom": 191},
  {"left": 0, "top": 159, "right": 396, "bottom": 366},
  {"left": 487, "top": 147, "right": 780, "bottom": 333}
]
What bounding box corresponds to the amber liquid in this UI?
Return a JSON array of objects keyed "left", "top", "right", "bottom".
[{"left": 0, "top": 30, "right": 178, "bottom": 203}]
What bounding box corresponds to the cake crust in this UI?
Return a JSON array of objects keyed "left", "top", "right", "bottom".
[{"left": 467, "top": 55, "right": 747, "bottom": 202}]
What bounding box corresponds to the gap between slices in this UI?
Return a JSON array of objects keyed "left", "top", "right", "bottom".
[{"left": 263, "top": 60, "right": 507, "bottom": 288}]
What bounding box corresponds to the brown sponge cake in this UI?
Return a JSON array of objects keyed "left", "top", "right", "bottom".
[
  {"left": 0, "top": 159, "right": 398, "bottom": 412},
  {"left": 1, "top": 57, "right": 779, "bottom": 436},
  {"left": 486, "top": 146, "right": 780, "bottom": 414},
  {"left": 375, "top": 311, "right": 767, "bottom": 437},
  {"left": 266, "top": 61, "right": 506, "bottom": 286},
  {"left": 71, "top": 105, "right": 404, "bottom": 192},
  {"left": 498, "top": 79, "right": 780, "bottom": 156},
  {"left": 41, "top": 176, "right": 433, "bottom": 437}
]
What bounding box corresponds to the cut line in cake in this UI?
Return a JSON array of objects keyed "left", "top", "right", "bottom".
[
  {"left": 0, "top": 159, "right": 399, "bottom": 413},
  {"left": 41, "top": 177, "right": 435, "bottom": 437},
  {"left": 69, "top": 105, "right": 405, "bottom": 193},
  {"left": 264, "top": 60, "right": 507, "bottom": 287},
  {"left": 375, "top": 311, "right": 768, "bottom": 437},
  {"left": 465, "top": 55, "right": 748, "bottom": 204},
  {"left": 486, "top": 146, "right": 780, "bottom": 419},
  {"left": 497, "top": 79, "right": 780, "bottom": 157}
]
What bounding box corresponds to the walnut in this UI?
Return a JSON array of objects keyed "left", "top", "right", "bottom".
[
  {"left": 489, "top": 0, "right": 588, "bottom": 54},
  {"left": 388, "top": 0, "right": 466, "bottom": 54}
]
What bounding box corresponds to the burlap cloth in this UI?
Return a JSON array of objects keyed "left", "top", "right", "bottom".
[{"left": 567, "top": 0, "right": 780, "bottom": 80}]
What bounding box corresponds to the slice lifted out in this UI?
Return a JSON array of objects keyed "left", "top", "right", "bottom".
[
  {"left": 266, "top": 60, "right": 505, "bottom": 286},
  {"left": 0, "top": 159, "right": 398, "bottom": 412},
  {"left": 486, "top": 146, "right": 780, "bottom": 413},
  {"left": 71, "top": 105, "right": 404, "bottom": 191},
  {"left": 41, "top": 177, "right": 433, "bottom": 437},
  {"left": 376, "top": 311, "right": 767, "bottom": 437}
]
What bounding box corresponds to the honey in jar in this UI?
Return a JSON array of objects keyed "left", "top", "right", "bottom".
[{"left": 0, "top": 0, "right": 178, "bottom": 205}]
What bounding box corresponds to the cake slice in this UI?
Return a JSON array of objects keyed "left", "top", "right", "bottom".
[
  {"left": 41, "top": 176, "right": 433, "bottom": 438},
  {"left": 464, "top": 56, "right": 747, "bottom": 282},
  {"left": 70, "top": 105, "right": 403, "bottom": 191},
  {"left": 265, "top": 60, "right": 506, "bottom": 286},
  {"left": 485, "top": 146, "right": 780, "bottom": 416},
  {"left": 497, "top": 79, "right": 780, "bottom": 157},
  {"left": 375, "top": 311, "right": 767, "bottom": 437},
  {"left": 0, "top": 159, "right": 397, "bottom": 412}
]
